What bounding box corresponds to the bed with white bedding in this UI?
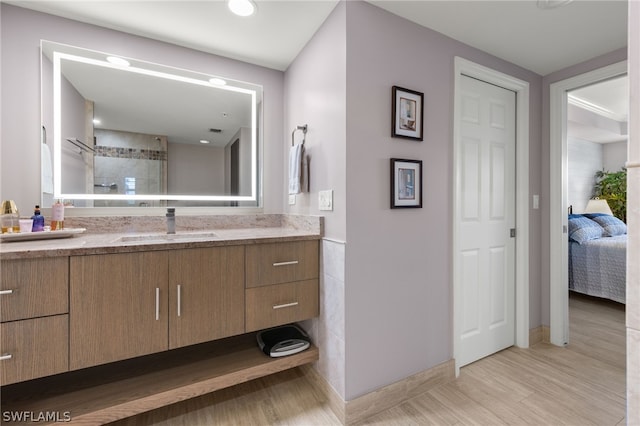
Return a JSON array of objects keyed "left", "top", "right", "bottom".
[{"left": 568, "top": 213, "right": 627, "bottom": 304}]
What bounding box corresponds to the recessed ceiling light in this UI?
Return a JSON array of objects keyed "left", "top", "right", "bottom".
[
  {"left": 106, "top": 56, "right": 130, "bottom": 67},
  {"left": 228, "top": 0, "right": 256, "bottom": 17},
  {"left": 200, "top": 140, "right": 211, "bottom": 144},
  {"left": 209, "top": 77, "right": 227, "bottom": 86}
]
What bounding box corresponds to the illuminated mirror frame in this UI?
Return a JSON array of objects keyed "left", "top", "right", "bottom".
[{"left": 49, "top": 46, "right": 259, "bottom": 204}]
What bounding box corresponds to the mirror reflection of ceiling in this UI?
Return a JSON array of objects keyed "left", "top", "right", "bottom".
[
  {"left": 568, "top": 75, "right": 628, "bottom": 144},
  {"left": 62, "top": 60, "right": 253, "bottom": 147},
  {"left": 10, "top": 0, "right": 626, "bottom": 75}
]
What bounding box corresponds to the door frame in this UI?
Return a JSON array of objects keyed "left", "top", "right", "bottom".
[
  {"left": 548, "top": 61, "right": 627, "bottom": 346},
  {"left": 453, "top": 57, "right": 530, "bottom": 374}
]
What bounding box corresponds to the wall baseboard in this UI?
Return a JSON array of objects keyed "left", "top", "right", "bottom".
[
  {"left": 301, "top": 365, "right": 346, "bottom": 424},
  {"left": 529, "top": 325, "right": 550, "bottom": 345},
  {"left": 302, "top": 360, "right": 455, "bottom": 425}
]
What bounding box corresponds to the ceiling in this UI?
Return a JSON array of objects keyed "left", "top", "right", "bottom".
[
  {"left": 8, "top": 0, "right": 627, "bottom": 75},
  {"left": 568, "top": 75, "right": 628, "bottom": 143},
  {"left": 369, "top": 0, "right": 627, "bottom": 76},
  {"left": 9, "top": 0, "right": 629, "bottom": 143}
]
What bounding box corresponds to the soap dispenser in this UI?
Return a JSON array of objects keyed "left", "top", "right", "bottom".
[{"left": 31, "top": 205, "right": 45, "bottom": 232}]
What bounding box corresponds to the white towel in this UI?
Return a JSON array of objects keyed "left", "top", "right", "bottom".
[
  {"left": 41, "top": 143, "right": 54, "bottom": 194},
  {"left": 289, "top": 144, "right": 303, "bottom": 194}
]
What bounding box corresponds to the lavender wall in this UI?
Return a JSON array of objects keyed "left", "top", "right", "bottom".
[
  {"left": 284, "top": 2, "right": 347, "bottom": 398},
  {"left": 343, "top": 1, "right": 542, "bottom": 399},
  {"left": 284, "top": 3, "right": 347, "bottom": 241},
  {"left": 0, "top": 4, "right": 284, "bottom": 213}
]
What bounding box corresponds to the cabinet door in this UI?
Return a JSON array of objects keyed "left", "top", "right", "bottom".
[
  {"left": 1, "top": 257, "right": 68, "bottom": 322},
  {"left": 70, "top": 252, "right": 169, "bottom": 370},
  {"left": 169, "top": 246, "right": 244, "bottom": 349}
]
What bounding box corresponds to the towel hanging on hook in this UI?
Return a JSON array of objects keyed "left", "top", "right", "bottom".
[
  {"left": 289, "top": 124, "right": 309, "bottom": 194},
  {"left": 291, "top": 124, "right": 307, "bottom": 146}
]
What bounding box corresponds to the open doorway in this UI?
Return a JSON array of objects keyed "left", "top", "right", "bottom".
[
  {"left": 565, "top": 76, "right": 628, "bottom": 367},
  {"left": 549, "top": 61, "right": 627, "bottom": 347}
]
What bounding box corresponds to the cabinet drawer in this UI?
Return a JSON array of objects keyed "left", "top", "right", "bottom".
[
  {"left": 1, "top": 258, "right": 69, "bottom": 322},
  {"left": 245, "top": 240, "right": 318, "bottom": 288},
  {"left": 1, "top": 315, "right": 69, "bottom": 385},
  {"left": 245, "top": 279, "right": 318, "bottom": 332}
]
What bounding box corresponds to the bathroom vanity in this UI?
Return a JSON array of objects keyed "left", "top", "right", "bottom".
[{"left": 0, "top": 215, "right": 321, "bottom": 424}]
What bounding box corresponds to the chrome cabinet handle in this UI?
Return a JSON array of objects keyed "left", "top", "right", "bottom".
[
  {"left": 0, "top": 289, "right": 14, "bottom": 295},
  {"left": 155, "top": 288, "right": 160, "bottom": 321},
  {"left": 273, "top": 261, "right": 299, "bottom": 267},
  {"left": 273, "top": 302, "right": 299, "bottom": 310},
  {"left": 0, "top": 354, "right": 12, "bottom": 361},
  {"left": 177, "top": 285, "right": 182, "bottom": 317}
]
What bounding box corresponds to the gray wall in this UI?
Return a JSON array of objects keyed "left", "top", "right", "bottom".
[
  {"left": 168, "top": 143, "right": 224, "bottom": 195},
  {"left": 567, "top": 138, "right": 628, "bottom": 214},
  {"left": 568, "top": 137, "right": 603, "bottom": 213},
  {"left": 0, "top": 4, "right": 284, "bottom": 213},
  {"left": 604, "top": 140, "right": 628, "bottom": 172}
]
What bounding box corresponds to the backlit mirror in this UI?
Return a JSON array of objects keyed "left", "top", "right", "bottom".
[{"left": 41, "top": 40, "right": 262, "bottom": 208}]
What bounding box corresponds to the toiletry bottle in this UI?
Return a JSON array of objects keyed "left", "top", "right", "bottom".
[
  {"left": 51, "top": 199, "right": 65, "bottom": 231},
  {"left": 31, "top": 205, "right": 45, "bottom": 232},
  {"left": 1, "top": 200, "right": 20, "bottom": 233}
]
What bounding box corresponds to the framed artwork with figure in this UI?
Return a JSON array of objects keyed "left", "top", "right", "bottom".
[
  {"left": 390, "top": 158, "right": 422, "bottom": 208},
  {"left": 392, "top": 86, "right": 424, "bottom": 141}
]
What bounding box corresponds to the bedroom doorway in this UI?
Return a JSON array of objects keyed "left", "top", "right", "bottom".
[{"left": 549, "top": 61, "right": 627, "bottom": 346}]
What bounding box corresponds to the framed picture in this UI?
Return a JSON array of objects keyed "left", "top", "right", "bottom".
[
  {"left": 392, "top": 86, "right": 424, "bottom": 141},
  {"left": 390, "top": 158, "right": 422, "bottom": 208}
]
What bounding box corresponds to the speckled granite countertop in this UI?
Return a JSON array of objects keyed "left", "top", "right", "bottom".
[{"left": 0, "top": 215, "right": 323, "bottom": 260}]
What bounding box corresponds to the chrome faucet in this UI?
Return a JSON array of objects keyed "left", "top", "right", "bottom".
[{"left": 166, "top": 208, "right": 176, "bottom": 234}]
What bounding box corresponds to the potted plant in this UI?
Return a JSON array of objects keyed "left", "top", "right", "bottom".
[{"left": 594, "top": 168, "right": 627, "bottom": 222}]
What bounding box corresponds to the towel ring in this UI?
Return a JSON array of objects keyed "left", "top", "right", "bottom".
[{"left": 292, "top": 125, "right": 308, "bottom": 146}]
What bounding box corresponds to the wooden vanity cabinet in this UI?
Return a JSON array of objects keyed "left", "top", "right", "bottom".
[
  {"left": 0, "top": 258, "right": 69, "bottom": 385},
  {"left": 2, "top": 237, "right": 320, "bottom": 423},
  {"left": 70, "top": 251, "right": 170, "bottom": 370},
  {"left": 168, "top": 246, "right": 244, "bottom": 349},
  {"left": 70, "top": 246, "right": 246, "bottom": 369}
]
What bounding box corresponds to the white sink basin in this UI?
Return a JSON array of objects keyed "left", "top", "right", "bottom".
[{"left": 115, "top": 231, "right": 218, "bottom": 243}]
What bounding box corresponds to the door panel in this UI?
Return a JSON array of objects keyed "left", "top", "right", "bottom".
[{"left": 456, "top": 75, "right": 516, "bottom": 368}]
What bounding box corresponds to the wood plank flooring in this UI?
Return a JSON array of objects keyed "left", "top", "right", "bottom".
[{"left": 110, "top": 293, "right": 625, "bottom": 425}]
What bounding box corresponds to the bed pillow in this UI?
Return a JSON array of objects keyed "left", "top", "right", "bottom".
[
  {"left": 584, "top": 213, "right": 627, "bottom": 237},
  {"left": 568, "top": 214, "right": 604, "bottom": 243}
]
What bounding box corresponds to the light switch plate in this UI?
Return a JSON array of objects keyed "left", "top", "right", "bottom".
[
  {"left": 289, "top": 194, "right": 296, "bottom": 205},
  {"left": 319, "top": 190, "right": 333, "bottom": 211},
  {"left": 533, "top": 194, "right": 539, "bottom": 209}
]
